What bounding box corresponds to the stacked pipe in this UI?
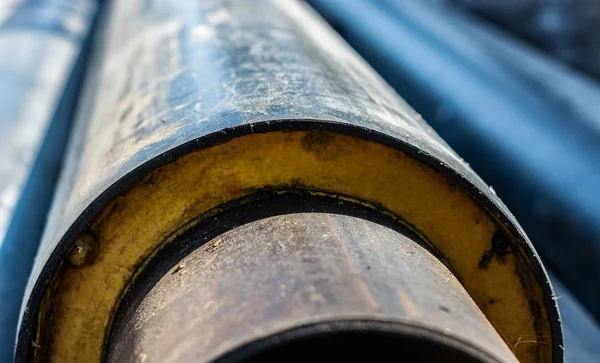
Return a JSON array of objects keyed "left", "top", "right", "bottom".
[
  {"left": 15, "top": 0, "right": 562, "bottom": 362},
  {"left": 0, "top": 1, "right": 96, "bottom": 361},
  {"left": 445, "top": 0, "right": 600, "bottom": 81}
]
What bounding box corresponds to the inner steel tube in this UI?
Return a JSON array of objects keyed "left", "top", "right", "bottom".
[{"left": 106, "top": 211, "right": 517, "bottom": 363}]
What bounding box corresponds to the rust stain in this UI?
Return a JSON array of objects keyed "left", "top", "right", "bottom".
[{"left": 326, "top": 214, "right": 381, "bottom": 312}]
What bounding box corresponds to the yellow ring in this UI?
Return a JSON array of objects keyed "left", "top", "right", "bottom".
[{"left": 36, "top": 130, "right": 551, "bottom": 363}]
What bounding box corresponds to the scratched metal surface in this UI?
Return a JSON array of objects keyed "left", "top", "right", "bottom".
[
  {"left": 0, "top": 0, "right": 95, "bottom": 360},
  {"left": 18, "top": 0, "right": 558, "bottom": 359},
  {"left": 107, "top": 213, "right": 516, "bottom": 363}
]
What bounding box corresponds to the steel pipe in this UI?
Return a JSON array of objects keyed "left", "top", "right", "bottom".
[
  {"left": 16, "top": 1, "right": 561, "bottom": 362},
  {"left": 107, "top": 212, "right": 517, "bottom": 363}
]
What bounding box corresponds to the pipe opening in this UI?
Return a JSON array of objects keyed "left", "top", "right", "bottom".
[{"left": 215, "top": 324, "right": 498, "bottom": 363}]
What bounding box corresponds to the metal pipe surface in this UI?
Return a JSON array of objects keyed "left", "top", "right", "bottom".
[
  {"left": 107, "top": 213, "right": 517, "bottom": 363},
  {"left": 16, "top": 1, "right": 561, "bottom": 362}
]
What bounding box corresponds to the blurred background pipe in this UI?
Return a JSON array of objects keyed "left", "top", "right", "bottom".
[
  {"left": 0, "top": 0, "right": 96, "bottom": 360},
  {"left": 439, "top": 0, "right": 600, "bottom": 81},
  {"left": 549, "top": 273, "right": 600, "bottom": 362}
]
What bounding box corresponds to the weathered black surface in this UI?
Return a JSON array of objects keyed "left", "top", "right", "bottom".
[
  {"left": 16, "top": 0, "right": 560, "bottom": 360},
  {"left": 106, "top": 213, "right": 516, "bottom": 363}
]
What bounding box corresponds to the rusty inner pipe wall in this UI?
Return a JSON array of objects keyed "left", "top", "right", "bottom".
[
  {"left": 16, "top": 0, "right": 561, "bottom": 362},
  {"left": 107, "top": 212, "right": 517, "bottom": 363}
]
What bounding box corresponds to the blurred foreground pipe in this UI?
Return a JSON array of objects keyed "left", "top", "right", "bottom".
[
  {"left": 17, "top": 1, "right": 561, "bottom": 362},
  {"left": 307, "top": 0, "right": 600, "bottom": 321},
  {"left": 0, "top": 0, "right": 96, "bottom": 360}
]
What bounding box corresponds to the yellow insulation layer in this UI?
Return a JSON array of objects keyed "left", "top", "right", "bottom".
[{"left": 36, "top": 131, "right": 551, "bottom": 363}]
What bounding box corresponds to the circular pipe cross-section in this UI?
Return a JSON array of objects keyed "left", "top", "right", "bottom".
[
  {"left": 17, "top": 1, "right": 560, "bottom": 361},
  {"left": 107, "top": 213, "right": 517, "bottom": 363}
]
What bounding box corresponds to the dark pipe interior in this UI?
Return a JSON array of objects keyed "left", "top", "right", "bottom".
[{"left": 215, "top": 325, "right": 496, "bottom": 363}]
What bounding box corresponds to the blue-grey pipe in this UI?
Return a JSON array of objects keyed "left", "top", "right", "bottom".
[
  {"left": 549, "top": 273, "right": 600, "bottom": 363},
  {"left": 0, "top": 0, "right": 96, "bottom": 360}
]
